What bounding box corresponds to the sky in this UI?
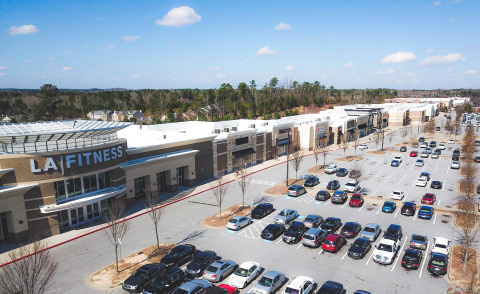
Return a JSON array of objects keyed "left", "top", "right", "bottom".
[{"left": 0, "top": 0, "right": 479, "bottom": 90}]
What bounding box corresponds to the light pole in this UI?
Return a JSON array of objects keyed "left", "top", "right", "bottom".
[{"left": 286, "top": 130, "right": 290, "bottom": 187}]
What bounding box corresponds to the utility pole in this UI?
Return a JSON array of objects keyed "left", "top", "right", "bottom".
[{"left": 286, "top": 130, "right": 290, "bottom": 187}]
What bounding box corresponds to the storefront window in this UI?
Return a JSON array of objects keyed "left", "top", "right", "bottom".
[
  {"left": 98, "top": 172, "right": 110, "bottom": 189},
  {"left": 134, "top": 176, "right": 147, "bottom": 199},
  {"left": 54, "top": 181, "right": 66, "bottom": 201},
  {"left": 0, "top": 212, "right": 9, "bottom": 244},
  {"left": 156, "top": 171, "right": 166, "bottom": 193},
  {"left": 58, "top": 210, "right": 69, "bottom": 230}
]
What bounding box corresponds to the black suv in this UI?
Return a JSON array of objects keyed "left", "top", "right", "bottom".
[
  {"left": 160, "top": 244, "right": 196, "bottom": 267},
  {"left": 401, "top": 202, "right": 416, "bottom": 216},
  {"left": 123, "top": 263, "right": 167, "bottom": 293},
  {"left": 251, "top": 203, "right": 274, "bottom": 219},
  {"left": 429, "top": 141, "right": 437, "bottom": 147},
  {"left": 185, "top": 250, "right": 217, "bottom": 277},
  {"left": 304, "top": 176, "right": 320, "bottom": 187},
  {"left": 401, "top": 249, "right": 423, "bottom": 270},
  {"left": 261, "top": 224, "right": 285, "bottom": 240},
  {"left": 282, "top": 221, "right": 306, "bottom": 244},
  {"left": 321, "top": 217, "right": 342, "bottom": 234},
  {"left": 327, "top": 180, "right": 341, "bottom": 190},
  {"left": 317, "top": 281, "right": 346, "bottom": 294},
  {"left": 143, "top": 266, "right": 186, "bottom": 294},
  {"left": 336, "top": 168, "right": 349, "bottom": 177},
  {"left": 428, "top": 253, "right": 448, "bottom": 275},
  {"left": 316, "top": 190, "right": 331, "bottom": 201},
  {"left": 383, "top": 224, "right": 403, "bottom": 241}
]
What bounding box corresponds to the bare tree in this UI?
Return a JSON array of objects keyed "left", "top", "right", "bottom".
[
  {"left": 289, "top": 146, "right": 304, "bottom": 179},
  {"left": 374, "top": 131, "right": 381, "bottom": 148},
  {"left": 388, "top": 129, "right": 394, "bottom": 147},
  {"left": 145, "top": 188, "right": 164, "bottom": 252},
  {"left": 211, "top": 171, "right": 230, "bottom": 219},
  {"left": 352, "top": 129, "right": 359, "bottom": 156},
  {"left": 341, "top": 136, "right": 348, "bottom": 158},
  {"left": 319, "top": 138, "right": 329, "bottom": 168},
  {"left": 351, "top": 160, "right": 364, "bottom": 185},
  {"left": 400, "top": 127, "right": 409, "bottom": 144},
  {"left": 453, "top": 121, "right": 462, "bottom": 142},
  {"left": 0, "top": 239, "right": 58, "bottom": 294},
  {"left": 237, "top": 164, "right": 251, "bottom": 207},
  {"left": 426, "top": 119, "right": 436, "bottom": 133},
  {"left": 313, "top": 145, "right": 321, "bottom": 168},
  {"left": 103, "top": 198, "right": 130, "bottom": 272}
]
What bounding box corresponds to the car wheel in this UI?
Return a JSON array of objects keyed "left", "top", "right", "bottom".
[{"left": 243, "top": 282, "right": 247, "bottom": 288}]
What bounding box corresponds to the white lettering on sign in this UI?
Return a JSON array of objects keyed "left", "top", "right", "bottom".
[{"left": 30, "top": 145, "right": 124, "bottom": 174}]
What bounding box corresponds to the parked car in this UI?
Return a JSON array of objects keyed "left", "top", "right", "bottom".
[
  {"left": 332, "top": 190, "right": 348, "bottom": 204},
  {"left": 143, "top": 266, "right": 185, "bottom": 294},
  {"left": 207, "top": 285, "right": 236, "bottom": 294},
  {"left": 226, "top": 216, "right": 251, "bottom": 231},
  {"left": 434, "top": 149, "right": 442, "bottom": 155},
  {"left": 418, "top": 206, "right": 434, "bottom": 220},
  {"left": 349, "top": 193, "right": 364, "bottom": 207},
  {"left": 415, "top": 159, "right": 425, "bottom": 167},
  {"left": 340, "top": 222, "right": 362, "bottom": 238},
  {"left": 420, "top": 142, "right": 428, "bottom": 148},
  {"left": 373, "top": 238, "right": 399, "bottom": 265},
  {"left": 475, "top": 156, "right": 480, "bottom": 163},
  {"left": 327, "top": 180, "right": 341, "bottom": 191},
  {"left": 251, "top": 203, "right": 274, "bottom": 219},
  {"left": 261, "top": 224, "right": 285, "bottom": 241},
  {"left": 251, "top": 271, "right": 285, "bottom": 294},
  {"left": 439, "top": 142, "right": 446, "bottom": 150},
  {"left": 432, "top": 237, "right": 451, "bottom": 256},
  {"left": 400, "top": 146, "right": 407, "bottom": 152},
  {"left": 358, "top": 144, "right": 368, "bottom": 150},
  {"left": 304, "top": 176, "right": 319, "bottom": 187},
  {"left": 431, "top": 181, "right": 443, "bottom": 189},
  {"left": 161, "top": 244, "right": 196, "bottom": 267},
  {"left": 302, "top": 228, "right": 327, "bottom": 248},
  {"left": 203, "top": 260, "right": 237, "bottom": 283},
  {"left": 274, "top": 209, "right": 298, "bottom": 225},
  {"left": 325, "top": 164, "right": 338, "bottom": 174},
  {"left": 428, "top": 253, "right": 448, "bottom": 275},
  {"left": 430, "top": 141, "right": 437, "bottom": 147},
  {"left": 382, "top": 201, "right": 396, "bottom": 213},
  {"left": 451, "top": 161, "right": 460, "bottom": 169},
  {"left": 287, "top": 185, "right": 307, "bottom": 197},
  {"left": 315, "top": 190, "right": 331, "bottom": 201},
  {"left": 410, "top": 234, "right": 428, "bottom": 250},
  {"left": 436, "top": 126, "right": 441, "bottom": 131},
  {"left": 344, "top": 180, "right": 361, "bottom": 193},
  {"left": 383, "top": 224, "right": 403, "bottom": 241},
  {"left": 420, "top": 172, "right": 431, "bottom": 180},
  {"left": 123, "top": 263, "right": 167, "bottom": 293},
  {"left": 227, "top": 261, "right": 261, "bottom": 289},
  {"left": 322, "top": 234, "right": 347, "bottom": 253},
  {"left": 283, "top": 221, "right": 306, "bottom": 244},
  {"left": 336, "top": 168, "right": 349, "bottom": 177},
  {"left": 390, "top": 191, "right": 404, "bottom": 200},
  {"left": 360, "top": 223, "right": 381, "bottom": 241},
  {"left": 452, "top": 154, "right": 460, "bottom": 161},
  {"left": 391, "top": 160, "right": 400, "bottom": 167},
  {"left": 349, "top": 169, "right": 361, "bottom": 179},
  {"left": 420, "top": 151, "right": 429, "bottom": 158},
  {"left": 348, "top": 237, "right": 372, "bottom": 259},
  {"left": 431, "top": 152, "right": 439, "bottom": 159},
  {"left": 449, "top": 139, "right": 455, "bottom": 144},
  {"left": 172, "top": 279, "right": 211, "bottom": 294},
  {"left": 303, "top": 214, "right": 323, "bottom": 228},
  {"left": 321, "top": 217, "right": 342, "bottom": 234},
  {"left": 415, "top": 177, "right": 428, "bottom": 187},
  {"left": 282, "top": 276, "right": 315, "bottom": 294},
  {"left": 317, "top": 281, "right": 346, "bottom": 294},
  {"left": 401, "top": 249, "right": 423, "bottom": 270},
  {"left": 410, "top": 151, "right": 418, "bottom": 157},
  {"left": 421, "top": 193, "right": 436, "bottom": 204},
  {"left": 401, "top": 202, "right": 416, "bottom": 216},
  {"left": 418, "top": 137, "right": 425, "bottom": 143},
  {"left": 186, "top": 251, "right": 217, "bottom": 277}
]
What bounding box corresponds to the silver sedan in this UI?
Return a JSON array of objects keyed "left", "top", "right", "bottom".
[
  {"left": 251, "top": 270, "right": 285, "bottom": 294},
  {"left": 303, "top": 214, "right": 323, "bottom": 228},
  {"left": 226, "top": 216, "right": 251, "bottom": 231},
  {"left": 202, "top": 260, "right": 237, "bottom": 282}
]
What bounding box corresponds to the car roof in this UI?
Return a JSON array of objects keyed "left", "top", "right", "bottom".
[
  {"left": 431, "top": 252, "right": 447, "bottom": 260},
  {"left": 172, "top": 244, "right": 195, "bottom": 251},
  {"left": 404, "top": 202, "right": 415, "bottom": 205},
  {"left": 305, "top": 214, "right": 319, "bottom": 219},
  {"left": 365, "top": 223, "right": 379, "bottom": 228},
  {"left": 288, "top": 276, "right": 314, "bottom": 288},
  {"left": 263, "top": 270, "right": 283, "bottom": 279},
  {"left": 344, "top": 222, "right": 359, "bottom": 226},
  {"left": 256, "top": 203, "right": 271, "bottom": 207},
  {"left": 325, "top": 234, "right": 341, "bottom": 241},
  {"left": 230, "top": 216, "right": 245, "bottom": 220},
  {"left": 424, "top": 193, "right": 435, "bottom": 197},
  {"left": 239, "top": 261, "right": 259, "bottom": 269},
  {"left": 290, "top": 185, "right": 302, "bottom": 188},
  {"left": 387, "top": 224, "right": 400, "bottom": 230},
  {"left": 379, "top": 238, "right": 396, "bottom": 245},
  {"left": 384, "top": 201, "right": 395, "bottom": 204},
  {"left": 405, "top": 248, "right": 420, "bottom": 255},
  {"left": 325, "top": 217, "right": 340, "bottom": 221},
  {"left": 420, "top": 206, "right": 433, "bottom": 210},
  {"left": 434, "top": 237, "right": 450, "bottom": 244},
  {"left": 163, "top": 266, "right": 183, "bottom": 276},
  {"left": 305, "top": 228, "right": 326, "bottom": 235}
]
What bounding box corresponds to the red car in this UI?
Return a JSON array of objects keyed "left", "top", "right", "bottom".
[
  {"left": 218, "top": 284, "right": 236, "bottom": 294},
  {"left": 322, "top": 234, "right": 347, "bottom": 253},
  {"left": 349, "top": 193, "right": 364, "bottom": 207},
  {"left": 421, "top": 193, "right": 436, "bottom": 205},
  {"left": 410, "top": 151, "right": 418, "bottom": 157}
]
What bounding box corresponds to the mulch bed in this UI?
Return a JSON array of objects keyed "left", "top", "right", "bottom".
[
  {"left": 336, "top": 156, "right": 364, "bottom": 162},
  {"left": 458, "top": 180, "right": 477, "bottom": 195},
  {"left": 307, "top": 166, "right": 327, "bottom": 174},
  {"left": 450, "top": 246, "right": 478, "bottom": 289},
  {"left": 455, "top": 212, "right": 478, "bottom": 228},
  {"left": 203, "top": 204, "right": 251, "bottom": 228},
  {"left": 264, "top": 179, "right": 301, "bottom": 196}
]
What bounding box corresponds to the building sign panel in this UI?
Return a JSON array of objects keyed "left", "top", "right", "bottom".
[
  {"left": 317, "top": 124, "right": 326, "bottom": 139},
  {"left": 347, "top": 120, "right": 356, "bottom": 129},
  {"left": 357, "top": 116, "right": 368, "bottom": 126}
]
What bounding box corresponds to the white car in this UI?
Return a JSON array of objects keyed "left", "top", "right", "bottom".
[
  {"left": 344, "top": 180, "right": 361, "bottom": 193},
  {"left": 415, "top": 177, "right": 428, "bottom": 187},
  {"left": 282, "top": 276, "right": 315, "bottom": 294},
  {"left": 325, "top": 164, "right": 338, "bottom": 174},
  {"left": 451, "top": 161, "right": 460, "bottom": 169},
  {"left": 431, "top": 153, "right": 439, "bottom": 159},
  {"left": 226, "top": 216, "right": 251, "bottom": 231},
  {"left": 394, "top": 155, "right": 402, "bottom": 163},
  {"left": 390, "top": 191, "right": 405, "bottom": 200},
  {"left": 420, "top": 142, "right": 428, "bottom": 148},
  {"left": 439, "top": 143, "right": 446, "bottom": 150},
  {"left": 359, "top": 144, "right": 368, "bottom": 150},
  {"left": 373, "top": 238, "right": 399, "bottom": 265},
  {"left": 227, "top": 261, "right": 261, "bottom": 289},
  {"left": 432, "top": 237, "right": 451, "bottom": 256},
  {"left": 449, "top": 139, "right": 455, "bottom": 144},
  {"left": 415, "top": 159, "right": 424, "bottom": 167},
  {"left": 420, "top": 151, "right": 429, "bottom": 158}
]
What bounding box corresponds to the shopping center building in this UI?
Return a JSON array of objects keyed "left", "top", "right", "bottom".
[{"left": 0, "top": 99, "right": 456, "bottom": 244}]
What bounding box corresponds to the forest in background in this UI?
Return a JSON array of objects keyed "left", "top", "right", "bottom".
[{"left": 0, "top": 78, "right": 479, "bottom": 123}]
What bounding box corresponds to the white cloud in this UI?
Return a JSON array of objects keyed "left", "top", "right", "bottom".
[
  {"left": 122, "top": 35, "right": 141, "bottom": 42},
  {"left": 320, "top": 74, "right": 328, "bottom": 80},
  {"left": 24, "top": 60, "right": 34, "bottom": 64},
  {"left": 434, "top": 1, "right": 441, "bottom": 5},
  {"left": 375, "top": 69, "right": 395, "bottom": 75},
  {"left": 62, "top": 66, "right": 73, "bottom": 71},
  {"left": 465, "top": 70, "right": 477, "bottom": 75},
  {"left": 285, "top": 65, "right": 296, "bottom": 71},
  {"left": 207, "top": 66, "right": 220, "bottom": 71},
  {"left": 406, "top": 72, "right": 417, "bottom": 76},
  {"left": 9, "top": 24, "right": 40, "bottom": 35},
  {"left": 48, "top": 57, "right": 55, "bottom": 61},
  {"left": 419, "top": 53, "right": 466, "bottom": 66},
  {"left": 0, "top": 73, "right": 7, "bottom": 77},
  {"left": 245, "top": 58, "right": 251, "bottom": 63},
  {"left": 0, "top": 66, "right": 7, "bottom": 70},
  {"left": 426, "top": 49, "right": 435, "bottom": 54},
  {"left": 342, "top": 62, "right": 354, "bottom": 68},
  {"left": 132, "top": 74, "right": 145, "bottom": 79},
  {"left": 168, "top": 40, "right": 177, "bottom": 45},
  {"left": 380, "top": 52, "right": 416, "bottom": 64},
  {"left": 449, "top": 17, "right": 454, "bottom": 22},
  {"left": 256, "top": 46, "right": 279, "bottom": 56},
  {"left": 274, "top": 23, "right": 291, "bottom": 30},
  {"left": 155, "top": 6, "right": 201, "bottom": 27}
]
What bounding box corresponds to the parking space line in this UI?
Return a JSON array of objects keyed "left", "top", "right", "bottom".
[
  {"left": 434, "top": 164, "right": 438, "bottom": 173},
  {"left": 341, "top": 251, "right": 348, "bottom": 260},
  {"left": 433, "top": 213, "right": 437, "bottom": 224},
  {"left": 419, "top": 242, "right": 430, "bottom": 278},
  {"left": 398, "top": 175, "right": 406, "bottom": 186},
  {"left": 437, "top": 199, "right": 441, "bottom": 207},
  {"left": 276, "top": 239, "right": 282, "bottom": 245},
  {"left": 296, "top": 243, "right": 303, "bottom": 249},
  {"left": 391, "top": 238, "right": 407, "bottom": 271},
  {"left": 413, "top": 212, "right": 417, "bottom": 221},
  {"left": 365, "top": 251, "right": 375, "bottom": 265},
  {"left": 370, "top": 172, "right": 382, "bottom": 182},
  {"left": 318, "top": 249, "right": 323, "bottom": 255},
  {"left": 252, "top": 225, "right": 261, "bottom": 237},
  {"left": 376, "top": 206, "right": 382, "bottom": 215},
  {"left": 394, "top": 207, "right": 400, "bottom": 218},
  {"left": 422, "top": 164, "right": 426, "bottom": 171},
  {"left": 375, "top": 161, "right": 382, "bottom": 166},
  {"left": 410, "top": 164, "right": 415, "bottom": 170},
  {"left": 384, "top": 174, "right": 393, "bottom": 183},
  {"left": 372, "top": 190, "right": 377, "bottom": 196},
  {"left": 442, "top": 180, "right": 446, "bottom": 191},
  {"left": 359, "top": 203, "right": 366, "bottom": 212},
  {"left": 324, "top": 200, "right": 331, "bottom": 207},
  {"left": 341, "top": 201, "right": 349, "bottom": 209}
]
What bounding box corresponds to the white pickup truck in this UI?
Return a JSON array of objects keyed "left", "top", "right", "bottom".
[{"left": 373, "top": 238, "right": 399, "bottom": 265}]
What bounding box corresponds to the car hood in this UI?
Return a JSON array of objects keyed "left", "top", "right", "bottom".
[
  {"left": 361, "top": 231, "right": 375, "bottom": 238},
  {"left": 284, "top": 231, "right": 299, "bottom": 237},
  {"left": 160, "top": 256, "right": 177, "bottom": 265},
  {"left": 124, "top": 275, "right": 142, "bottom": 287},
  {"left": 228, "top": 274, "right": 247, "bottom": 287},
  {"left": 187, "top": 262, "right": 204, "bottom": 272},
  {"left": 253, "top": 284, "right": 272, "bottom": 293},
  {"left": 252, "top": 208, "right": 263, "bottom": 214},
  {"left": 274, "top": 216, "right": 286, "bottom": 222},
  {"left": 373, "top": 249, "right": 394, "bottom": 258},
  {"left": 349, "top": 246, "right": 365, "bottom": 254}
]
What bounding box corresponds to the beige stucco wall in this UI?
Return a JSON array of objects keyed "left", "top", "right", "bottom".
[{"left": 0, "top": 191, "right": 29, "bottom": 234}]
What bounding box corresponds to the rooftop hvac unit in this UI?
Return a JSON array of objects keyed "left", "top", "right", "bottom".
[
  {"left": 214, "top": 129, "right": 221, "bottom": 134},
  {"left": 249, "top": 124, "right": 255, "bottom": 128},
  {"left": 224, "top": 127, "right": 229, "bottom": 132},
  {"left": 232, "top": 127, "right": 238, "bottom": 131}
]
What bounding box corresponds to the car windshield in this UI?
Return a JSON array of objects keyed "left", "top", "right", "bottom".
[
  {"left": 132, "top": 269, "right": 147, "bottom": 278},
  {"left": 324, "top": 219, "right": 336, "bottom": 225},
  {"left": 234, "top": 267, "right": 249, "bottom": 277},
  {"left": 265, "top": 225, "right": 276, "bottom": 230},
  {"left": 420, "top": 209, "right": 431, "bottom": 213},
  {"left": 385, "top": 228, "right": 397, "bottom": 235},
  {"left": 284, "top": 288, "right": 299, "bottom": 294},
  {"left": 424, "top": 195, "right": 434, "bottom": 199},
  {"left": 279, "top": 211, "right": 287, "bottom": 216},
  {"left": 324, "top": 240, "right": 334, "bottom": 245},
  {"left": 412, "top": 236, "right": 426, "bottom": 242},
  {"left": 166, "top": 250, "right": 180, "bottom": 258},
  {"left": 364, "top": 227, "right": 375, "bottom": 233},
  {"left": 436, "top": 244, "right": 447, "bottom": 249},
  {"left": 175, "top": 288, "right": 189, "bottom": 294},
  {"left": 258, "top": 277, "right": 273, "bottom": 287},
  {"left": 151, "top": 276, "right": 167, "bottom": 288},
  {"left": 229, "top": 219, "right": 238, "bottom": 223},
  {"left": 193, "top": 256, "right": 206, "bottom": 263},
  {"left": 346, "top": 183, "right": 356, "bottom": 187},
  {"left": 305, "top": 217, "right": 315, "bottom": 222},
  {"left": 432, "top": 259, "right": 445, "bottom": 266},
  {"left": 354, "top": 241, "right": 366, "bottom": 247},
  {"left": 384, "top": 203, "right": 393, "bottom": 207},
  {"left": 393, "top": 192, "right": 401, "bottom": 195},
  {"left": 286, "top": 227, "right": 299, "bottom": 234},
  {"left": 303, "top": 234, "right": 314, "bottom": 240},
  {"left": 343, "top": 224, "right": 355, "bottom": 231},
  {"left": 352, "top": 195, "right": 361, "bottom": 200},
  {"left": 378, "top": 243, "right": 393, "bottom": 252},
  {"left": 206, "top": 265, "right": 218, "bottom": 272}
]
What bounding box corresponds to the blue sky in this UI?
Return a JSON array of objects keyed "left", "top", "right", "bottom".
[{"left": 0, "top": 0, "right": 479, "bottom": 89}]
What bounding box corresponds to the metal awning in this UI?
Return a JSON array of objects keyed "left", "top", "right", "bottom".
[
  {"left": 232, "top": 148, "right": 256, "bottom": 158},
  {"left": 277, "top": 139, "right": 289, "bottom": 146},
  {"left": 39, "top": 185, "right": 126, "bottom": 213}
]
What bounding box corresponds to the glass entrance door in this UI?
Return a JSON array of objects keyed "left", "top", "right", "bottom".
[
  {"left": 176, "top": 167, "right": 184, "bottom": 187},
  {"left": 59, "top": 202, "right": 102, "bottom": 229},
  {"left": 0, "top": 212, "right": 9, "bottom": 244}
]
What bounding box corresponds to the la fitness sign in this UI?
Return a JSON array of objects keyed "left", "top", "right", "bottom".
[{"left": 30, "top": 145, "right": 124, "bottom": 174}]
